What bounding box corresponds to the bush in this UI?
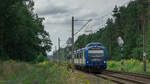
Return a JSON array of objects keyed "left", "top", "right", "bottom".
[
  {"left": 36, "top": 53, "right": 47, "bottom": 63},
  {"left": 0, "top": 61, "right": 71, "bottom": 84},
  {"left": 107, "top": 59, "right": 150, "bottom": 74}
]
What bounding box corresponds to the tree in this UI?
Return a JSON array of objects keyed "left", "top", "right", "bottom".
[
  {"left": 0, "top": 0, "right": 52, "bottom": 62},
  {"left": 74, "top": 0, "right": 145, "bottom": 60}
]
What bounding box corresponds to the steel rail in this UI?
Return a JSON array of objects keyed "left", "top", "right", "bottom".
[
  {"left": 94, "top": 74, "right": 124, "bottom": 84},
  {"left": 76, "top": 69, "right": 150, "bottom": 84},
  {"left": 101, "top": 73, "right": 147, "bottom": 84},
  {"left": 105, "top": 70, "right": 150, "bottom": 79}
]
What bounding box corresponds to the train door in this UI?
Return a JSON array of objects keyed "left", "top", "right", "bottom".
[
  {"left": 77, "top": 52, "right": 79, "bottom": 65},
  {"left": 79, "top": 51, "right": 81, "bottom": 64},
  {"left": 80, "top": 51, "right": 83, "bottom": 64},
  {"left": 74, "top": 53, "right": 76, "bottom": 64},
  {"left": 82, "top": 49, "right": 85, "bottom": 64}
]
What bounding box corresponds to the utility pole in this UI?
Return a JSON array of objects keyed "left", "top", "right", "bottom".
[
  {"left": 142, "top": 0, "right": 150, "bottom": 72},
  {"left": 142, "top": 7, "right": 146, "bottom": 72},
  {"left": 109, "top": 24, "right": 112, "bottom": 58},
  {"left": 58, "top": 38, "right": 61, "bottom": 50},
  {"left": 71, "top": 16, "right": 91, "bottom": 72},
  {"left": 58, "top": 37, "right": 61, "bottom": 64},
  {"left": 55, "top": 46, "right": 58, "bottom": 64},
  {"left": 72, "top": 16, "right": 75, "bottom": 72}
]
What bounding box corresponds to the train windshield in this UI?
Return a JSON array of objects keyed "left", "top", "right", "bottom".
[
  {"left": 88, "top": 49, "right": 104, "bottom": 61},
  {"left": 88, "top": 50, "right": 104, "bottom": 57}
]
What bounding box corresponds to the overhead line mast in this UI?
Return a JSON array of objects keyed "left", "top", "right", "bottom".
[
  {"left": 71, "top": 16, "right": 92, "bottom": 72},
  {"left": 142, "top": 0, "right": 150, "bottom": 72},
  {"left": 142, "top": 0, "right": 146, "bottom": 72},
  {"left": 74, "top": 19, "right": 92, "bottom": 35},
  {"left": 72, "top": 16, "right": 75, "bottom": 72},
  {"left": 58, "top": 37, "right": 61, "bottom": 64}
]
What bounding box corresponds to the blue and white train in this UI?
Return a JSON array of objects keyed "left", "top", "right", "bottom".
[{"left": 74, "top": 42, "right": 107, "bottom": 72}]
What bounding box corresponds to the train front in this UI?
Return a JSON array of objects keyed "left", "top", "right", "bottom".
[{"left": 85, "top": 43, "right": 107, "bottom": 72}]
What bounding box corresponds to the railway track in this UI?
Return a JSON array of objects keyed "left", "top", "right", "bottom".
[
  {"left": 55, "top": 63, "right": 150, "bottom": 84},
  {"left": 98, "top": 70, "right": 150, "bottom": 84},
  {"left": 105, "top": 70, "right": 150, "bottom": 79},
  {"left": 77, "top": 70, "right": 150, "bottom": 84}
]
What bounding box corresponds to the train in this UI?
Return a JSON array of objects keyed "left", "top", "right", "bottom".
[{"left": 74, "top": 42, "right": 107, "bottom": 72}]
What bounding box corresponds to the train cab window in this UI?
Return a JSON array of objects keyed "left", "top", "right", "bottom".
[
  {"left": 88, "top": 49, "right": 104, "bottom": 57},
  {"left": 88, "top": 49, "right": 104, "bottom": 61}
]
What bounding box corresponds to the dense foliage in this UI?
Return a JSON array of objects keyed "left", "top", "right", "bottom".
[
  {"left": 107, "top": 59, "right": 150, "bottom": 74},
  {"left": 52, "top": 46, "right": 72, "bottom": 63},
  {"left": 75, "top": 0, "right": 150, "bottom": 60},
  {"left": 0, "top": 0, "right": 52, "bottom": 62}
]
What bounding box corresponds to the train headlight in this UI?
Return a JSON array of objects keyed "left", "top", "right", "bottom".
[{"left": 87, "top": 61, "right": 89, "bottom": 64}]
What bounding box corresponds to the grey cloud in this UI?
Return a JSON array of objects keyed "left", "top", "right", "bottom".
[
  {"left": 36, "top": 3, "right": 80, "bottom": 16},
  {"left": 37, "top": 5, "right": 69, "bottom": 16},
  {"left": 33, "top": 0, "right": 131, "bottom": 54},
  {"left": 78, "top": 13, "right": 99, "bottom": 22}
]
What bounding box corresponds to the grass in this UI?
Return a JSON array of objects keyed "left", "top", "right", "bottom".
[
  {"left": 0, "top": 61, "right": 87, "bottom": 84},
  {"left": 4, "top": 59, "right": 149, "bottom": 84},
  {"left": 107, "top": 59, "right": 150, "bottom": 74}
]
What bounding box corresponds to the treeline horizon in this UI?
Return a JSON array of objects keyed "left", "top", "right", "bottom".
[
  {"left": 55, "top": 0, "right": 150, "bottom": 61},
  {"left": 0, "top": 0, "right": 52, "bottom": 62},
  {"left": 75, "top": 0, "right": 150, "bottom": 60}
]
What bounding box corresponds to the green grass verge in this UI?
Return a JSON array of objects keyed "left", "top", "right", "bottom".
[
  {"left": 107, "top": 59, "right": 150, "bottom": 74},
  {"left": 0, "top": 61, "right": 86, "bottom": 84}
]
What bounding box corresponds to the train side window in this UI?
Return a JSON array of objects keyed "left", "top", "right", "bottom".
[
  {"left": 75, "top": 54, "right": 77, "bottom": 59},
  {"left": 76, "top": 53, "right": 77, "bottom": 59},
  {"left": 80, "top": 52, "right": 82, "bottom": 58},
  {"left": 79, "top": 52, "right": 80, "bottom": 58},
  {"left": 80, "top": 52, "right": 82, "bottom": 59},
  {"left": 81, "top": 52, "right": 82, "bottom": 58},
  {"left": 76, "top": 53, "right": 77, "bottom": 58}
]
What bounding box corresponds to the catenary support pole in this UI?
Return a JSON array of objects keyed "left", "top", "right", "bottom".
[
  {"left": 58, "top": 37, "right": 61, "bottom": 64},
  {"left": 72, "top": 16, "right": 75, "bottom": 72}
]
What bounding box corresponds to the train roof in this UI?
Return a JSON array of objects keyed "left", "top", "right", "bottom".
[
  {"left": 74, "top": 42, "right": 104, "bottom": 53},
  {"left": 74, "top": 48, "right": 84, "bottom": 53},
  {"left": 86, "top": 42, "right": 102, "bottom": 47}
]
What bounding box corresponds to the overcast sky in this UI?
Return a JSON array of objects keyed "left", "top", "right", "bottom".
[{"left": 33, "top": 0, "right": 131, "bottom": 55}]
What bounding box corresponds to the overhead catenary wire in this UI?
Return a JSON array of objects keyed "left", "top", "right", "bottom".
[
  {"left": 76, "top": 0, "right": 132, "bottom": 34},
  {"left": 74, "top": 19, "right": 92, "bottom": 35},
  {"left": 52, "top": 0, "right": 133, "bottom": 55}
]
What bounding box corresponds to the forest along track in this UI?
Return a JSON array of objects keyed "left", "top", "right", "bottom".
[
  {"left": 97, "top": 70, "right": 150, "bottom": 84},
  {"left": 76, "top": 70, "right": 150, "bottom": 84}
]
